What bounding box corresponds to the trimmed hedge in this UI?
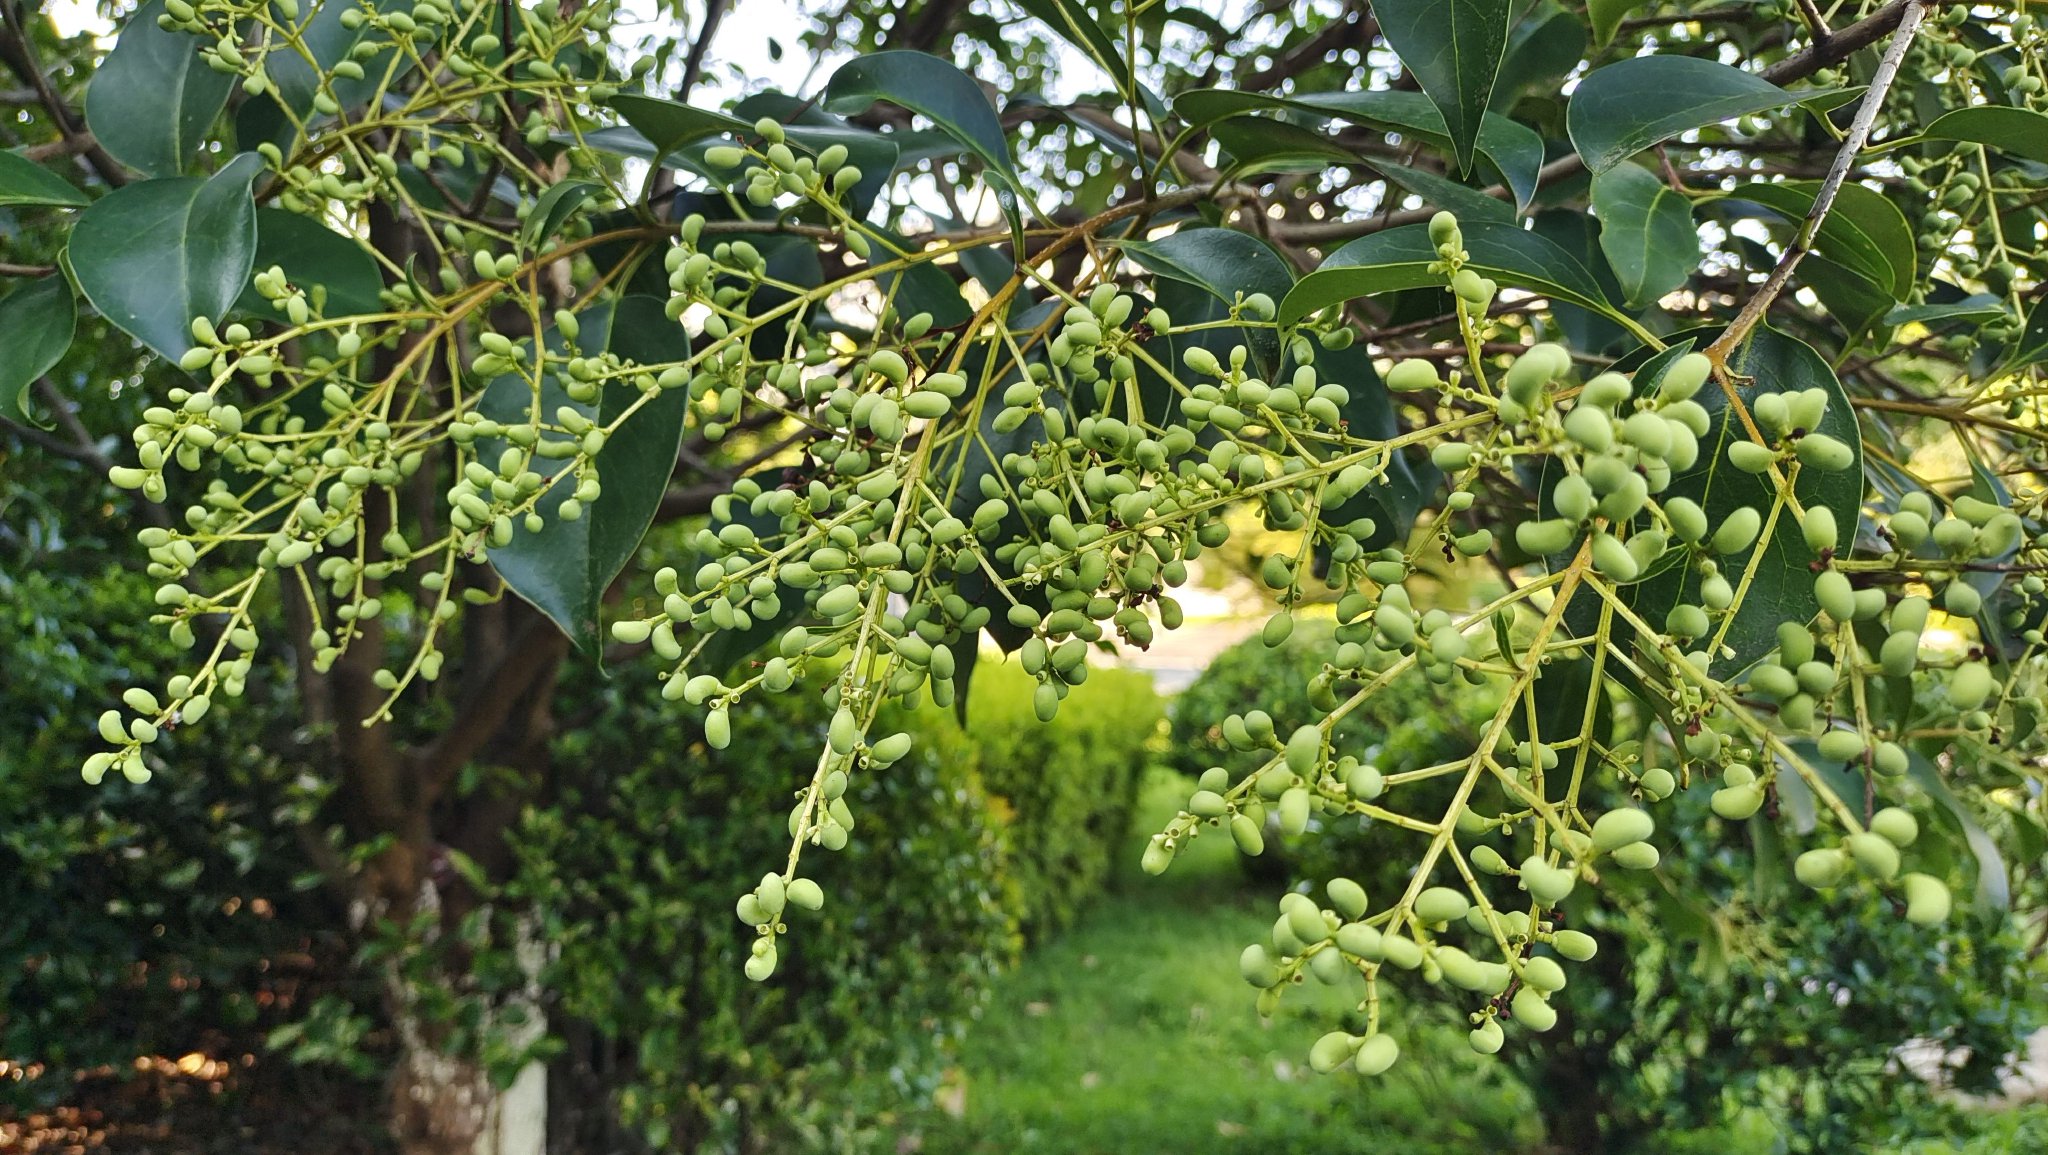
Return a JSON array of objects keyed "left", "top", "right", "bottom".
[
  {"left": 507, "top": 673, "right": 1016, "bottom": 1152},
  {"left": 917, "top": 661, "right": 1165, "bottom": 936},
  {"left": 0, "top": 566, "right": 359, "bottom": 1096}
]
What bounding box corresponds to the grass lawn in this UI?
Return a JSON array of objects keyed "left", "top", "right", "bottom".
[{"left": 904, "top": 768, "right": 1540, "bottom": 1154}]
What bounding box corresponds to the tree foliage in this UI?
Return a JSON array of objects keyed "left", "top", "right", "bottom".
[{"left": 5, "top": 0, "right": 2048, "bottom": 1143}]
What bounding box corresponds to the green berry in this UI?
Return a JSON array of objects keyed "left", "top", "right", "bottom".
[
  {"left": 1902, "top": 873, "right": 1951, "bottom": 926},
  {"left": 1414, "top": 886, "right": 1470, "bottom": 924},
  {"left": 1814, "top": 570, "right": 1856, "bottom": 623},
  {"left": 1848, "top": 831, "right": 1901, "bottom": 880},
  {"left": 1795, "top": 433, "right": 1854, "bottom": 471},
  {"left": 1794, "top": 847, "right": 1849, "bottom": 889},
  {"left": 1871, "top": 806, "right": 1918, "bottom": 848},
  {"left": 1552, "top": 930, "right": 1598, "bottom": 961},
  {"left": 1352, "top": 1033, "right": 1399, "bottom": 1076},
  {"left": 1512, "top": 987, "right": 1557, "bottom": 1032},
  {"left": 1710, "top": 783, "right": 1764, "bottom": 821}
]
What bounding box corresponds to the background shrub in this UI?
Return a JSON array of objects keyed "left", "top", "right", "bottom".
[
  {"left": 0, "top": 564, "right": 365, "bottom": 1097},
  {"left": 916, "top": 661, "right": 1164, "bottom": 937},
  {"left": 1164, "top": 629, "right": 2038, "bottom": 1152},
  {"left": 504, "top": 669, "right": 1015, "bottom": 1152}
]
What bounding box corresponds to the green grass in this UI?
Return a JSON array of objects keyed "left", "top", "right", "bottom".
[{"left": 903, "top": 768, "right": 1539, "bottom": 1155}]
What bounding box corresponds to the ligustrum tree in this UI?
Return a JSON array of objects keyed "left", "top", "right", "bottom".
[{"left": 6, "top": 0, "right": 2047, "bottom": 1147}]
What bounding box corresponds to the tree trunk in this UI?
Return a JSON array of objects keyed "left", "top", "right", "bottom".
[{"left": 390, "top": 1005, "right": 495, "bottom": 1155}]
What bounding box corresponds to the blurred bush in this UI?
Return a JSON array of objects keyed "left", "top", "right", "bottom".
[
  {"left": 1167, "top": 619, "right": 1482, "bottom": 883},
  {"left": 0, "top": 565, "right": 360, "bottom": 1097},
  {"left": 1167, "top": 617, "right": 1470, "bottom": 783},
  {"left": 508, "top": 670, "right": 1017, "bottom": 1152},
  {"left": 1162, "top": 627, "right": 2038, "bottom": 1152},
  {"left": 2, "top": 522, "right": 1162, "bottom": 1152},
  {"left": 916, "top": 661, "right": 1164, "bottom": 936}
]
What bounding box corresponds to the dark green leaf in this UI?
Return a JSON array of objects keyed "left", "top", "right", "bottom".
[
  {"left": 1014, "top": 0, "right": 1128, "bottom": 80},
  {"left": 1376, "top": 162, "right": 1517, "bottom": 224},
  {"left": 605, "top": 95, "right": 750, "bottom": 163},
  {"left": 1801, "top": 254, "right": 1894, "bottom": 339},
  {"left": 1528, "top": 208, "right": 1633, "bottom": 354},
  {"left": 1906, "top": 749, "right": 2010, "bottom": 916},
  {"left": 521, "top": 180, "right": 604, "bottom": 250},
  {"left": 0, "top": 150, "right": 89, "bottom": 208},
  {"left": 1121, "top": 227, "right": 1294, "bottom": 304},
  {"left": 823, "top": 51, "right": 1025, "bottom": 245},
  {"left": 1615, "top": 327, "right": 1862, "bottom": 676},
  {"left": 1587, "top": 0, "right": 1652, "bottom": 46},
  {"left": 1208, "top": 115, "right": 1358, "bottom": 172},
  {"left": 1493, "top": 1, "right": 1586, "bottom": 110},
  {"left": 1920, "top": 105, "right": 2048, "bottom": 163},
  {"left": 238, "top": 208, "right": 384, "bottom": 318},
  {"left": 1590, "top": 164, "right": 1698, "bottom": 308},
  {"left": 1279, "top": 219, "right": 1619, "bottom": 325},
  {"left": 84, "top": 0, "right": 234, "bottom": 177},
  {"left": 1371, "top": 0, "right": 1512, "bottom": 174},
  {"left": 1569, "top": 56, "right": 1813, "bottom": 173},
  {"left": 71, "top": 154, "right": 263, "bottom": 361},
  {"left": 265, "top": 0, "right": 408, "bottom": 120},
  {"left": 866, "top": 227, "right": 974, "bottom": 329},
  {"left": 1721, "top": 179, "right": 1915, "bottom": 298},
  {"left": 1123, "top": 228, "right": 1293, "bottom": 376},
  {"left": 1174, "top": 87, "right": 1543, "bottom": 208},
  {"left": 1884, "top": 295, "right": 2004, "bottom": 327},
  {"left": 0, "top": 277, "right": 77, "bottom": 428},
  {"left": 481, "top": 297, "right": 692, "bottom": 653}
]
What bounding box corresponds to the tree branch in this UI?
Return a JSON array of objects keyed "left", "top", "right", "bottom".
[
  {"left": 411, "top": 609, "right": 570, "bottom": 796},
  {"left": 0, "top": 3, "right": 129, "bottom": 187},
  {"left": 1708, "top": 0, "right": 1929, "bottom": 360}
]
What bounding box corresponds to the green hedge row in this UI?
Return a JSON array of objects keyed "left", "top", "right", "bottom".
[
  {"left": 2, "top": 554, "right": 1164, "bottom": 1152},
  {"left": 918, "top": 661, "right": 1165, "bottom": 936}
]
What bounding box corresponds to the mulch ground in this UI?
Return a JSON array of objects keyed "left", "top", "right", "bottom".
[{"left": 0, "top": 1060, "right": 390, "bottom": 1154}]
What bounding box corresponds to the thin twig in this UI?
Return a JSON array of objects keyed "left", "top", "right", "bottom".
[{"left": 1707, "top": 0, "right": 1928, "bottom": 361}]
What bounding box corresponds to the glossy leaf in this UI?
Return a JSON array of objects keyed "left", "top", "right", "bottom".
[
  {"left": 84, "top": 0, "right": 233, "bottom": 177},
  {"left": 1617, "top": 327, "right": 1862, "bottom": 675},
  {"left": 238, "top": 208, "right": 384, "bottom": 318},
  {"left": 1590, "top": 164, "right": 1698, "bottom": 308},
  {"left": 0, "top": 150, "right": 89, "bottom": 208},
  {"left": 72, "top": 154, "right": 263, "bottom": 361},
  {"left": 1723, "top": 179, "right": 1915, "bottom": 299},
  {"left": 1884, "top": 295, "right": 2004, "bottom": 327},
  {"left": 1123, "top": 227, "right": 1293, "bottom": 375},
  {"left": 1279, "top": 220, "right": 1619, "bottom": 325},
  {"left": 1569, "top": 56, "right": 1811, "bottom": 173},
  {"left": 1587, "top": 0, "right": 1652, "bottom": 45},
  {"left": 824, "top": 51, "right": 1025, "bottom": 245},
  {"left": 1920, "top": 105, "right": 2048, "bottom": 163},
  {"left": 1493, "top": 1, "right": 1586, "bottom": 109},
  {"left": 1800, "top": 254, "right": 1894, "bottom": 338},
  {"left": 1371, "top": 0, "right": 1512, "bottom": 173},
  {"left": 1121, "top": 227, "right": 1294, "bottom": 304},
  {"left": 0, "top": 277, "right": 77, "bottom": 428},
  {"left": 1208, "top": 115, "right": 1358, "bottom": 172},
  {"left": 1175, "top": 87, "right": 1543, "bottom": 208},
  {"left": 1377, "top": 162, "right": 1517, "bottom": 224},
  {"left": 605, "top": 95, "right": 750, "bottom": 163},
  {"left": 522, "top": 180, "right": 604, "bottom": 250},
  {"left": 481, "top": 297, "right": 693, "bottom": 653}
]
